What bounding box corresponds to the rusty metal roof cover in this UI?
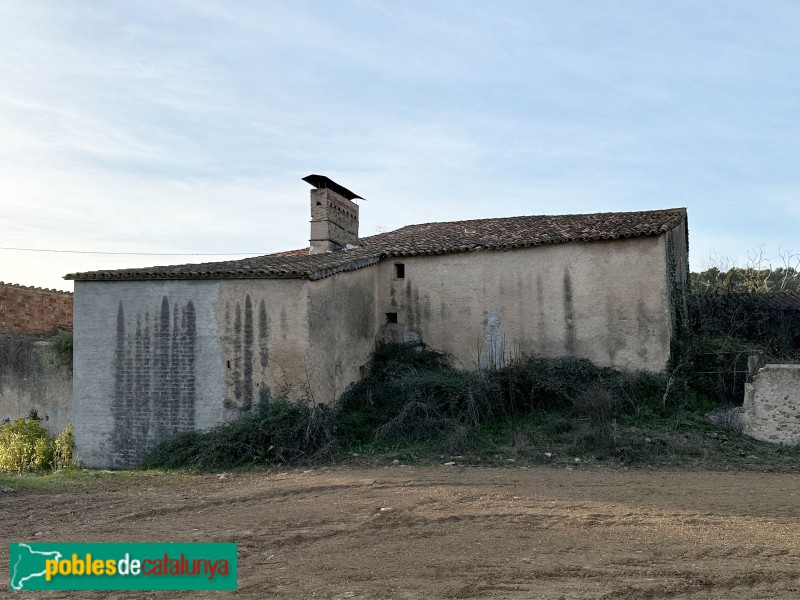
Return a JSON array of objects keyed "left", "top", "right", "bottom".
[
  {"left": 65, "top": 207, "right": 687, "bottom": 282},
  {"left": 302, "top": 174, "right": 364, "bottom": 201}
]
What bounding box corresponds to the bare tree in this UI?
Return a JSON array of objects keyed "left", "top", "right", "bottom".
[
  {"left": 777, "top": 247, "right": 800, "bottom": 291},
  {"left": 692, "top": 245, "right": 800, "bottom": 294}
]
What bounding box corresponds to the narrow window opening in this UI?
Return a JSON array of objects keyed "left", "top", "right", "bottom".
[
  {"left": 226, "top": 360, "right": 231, "bottom": 369},
  {"left": 385, "top": 312, "right": 398, "bottom": 324},
  {"left": 394, "top": 263, "right": 405, "bottom": 279}
]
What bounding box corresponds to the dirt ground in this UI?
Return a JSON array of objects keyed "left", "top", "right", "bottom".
[{"left": 1, "top": 465, "right": 800, "bottom": 599}]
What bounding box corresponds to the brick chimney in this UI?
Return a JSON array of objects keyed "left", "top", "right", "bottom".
[{"left": 303, "top": 175, "right": 363, "bottom": 254}]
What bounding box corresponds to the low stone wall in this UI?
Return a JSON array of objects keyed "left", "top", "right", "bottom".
[
  {"left": 0, "top": 334, "right": 72, "bottom": 436},
  {"left": 740, "top": 364, "right": 800, "bottom": 446}
]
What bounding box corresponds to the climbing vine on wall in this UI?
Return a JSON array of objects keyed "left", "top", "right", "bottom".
[{"left": 667, "top": 238, "right": 689, "bottom": 367}]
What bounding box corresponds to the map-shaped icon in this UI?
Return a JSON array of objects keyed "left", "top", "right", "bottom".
[{"left": 10, "top": 543, "right": 63, "bottom": 590}]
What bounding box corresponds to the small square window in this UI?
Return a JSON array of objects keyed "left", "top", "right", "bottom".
[
  {"left": 394, "top": 263, "right": 405, "bottom": 279},
  {"left": 386, "top": 312, "right": 398, "bottom": 324}
]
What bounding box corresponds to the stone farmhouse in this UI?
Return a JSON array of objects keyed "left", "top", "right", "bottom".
[{"left": 66, "top": 176, "right": 689, "bottom": 467}]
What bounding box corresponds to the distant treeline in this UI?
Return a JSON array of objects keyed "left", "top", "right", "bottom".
[{"left": 690, "top": 267, "right": 800, "bottom": 294}]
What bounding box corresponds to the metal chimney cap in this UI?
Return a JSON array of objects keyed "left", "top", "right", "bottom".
[{"left": 302, "top": 174, "right": 365, "bottom": 201}]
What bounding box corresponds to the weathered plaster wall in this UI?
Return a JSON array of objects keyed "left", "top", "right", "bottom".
[
  {"left": 215, "top": 279, "right": 310, "bottom": 413},
  {"left": 215, "top": 266, "right": 382, "bottom": 407},
  {"left": 73, "top": 280, "right": 228, "bottom": 468},
  {"left": 74, "top": 277, "right": 324, "bottom": 467},
  {"left": 741, "top": 364, "right": 800, "bottom": 446},
  {"left": 0, "top": 334, "right": 72, "bottom": 436},
  {"left": 306, "top": 266, "right": 378, "bottom": 403},
  {"left": 376, "top": 235, "right": 673, "bottom": 372}
]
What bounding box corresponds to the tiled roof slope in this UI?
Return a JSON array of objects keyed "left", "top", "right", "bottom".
[{"left": 65, "top": 208, "right": 686, "bottom": 282}]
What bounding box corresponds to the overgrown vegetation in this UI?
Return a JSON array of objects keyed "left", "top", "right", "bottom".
[
  {"left": 337, "top": 347, "right": 677, "bottom": 457},
  {"left": 49, "top": 328, "right": 73, "bottom": 371},
  {"left": 336, "top": 345, "right": 710, "bottom": 463},
  {"left": 678, "top": 281, "right": 800, "bottom": 405},
  {"left": 141, "top": 341, "right": 788, "bottom": 471},
  {"left": 665, "top": 248, "right": 800, "bottom": 405},
  {"left": 0, "top": 419, "right": 74, "bottom": 473},
  {"left": 52, "top": 423, "right": 75, "bottom": 471},
  {"left": 337, "top": 343, "right": 502, "bottom": 448},
  {"left": 139, "top": 399, "right": 335, "bottom": 470}
]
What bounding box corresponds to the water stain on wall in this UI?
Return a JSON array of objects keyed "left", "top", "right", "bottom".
[
  {"left": 605, "top": 302, "right": 627, "bottom": 364},
  {"left": 308, "top": 274, "right": 376, "bottom": 400},
  {"left": 536, "top": 274, "right": 546, "bottom": 346},
  {"left": 280, "top": 307, "right": 288, "bottom": 340},
  {"left": 112, "top": 297, "right": 196, "bottom": 467},
  {"left": 563, "top": 270, "right": 576, "bottom": 354},
  {"left": 222, "top": 294, "right": 270, "bottom": 411},
  {"left": 243, "top": 296, "right": 254, "bottom": 412},
  {"left": 636, "top": 299, "right": 650, "bottom": 363},
  {"left": 258, "top": 299, "right": 270, "bottom": 405}
]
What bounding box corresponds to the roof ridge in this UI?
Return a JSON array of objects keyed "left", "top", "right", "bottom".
[
  {"left": 0, "top": 281, "right": 73, "bottom": 294},
  {"left": 370, "top": 207, "right": 687, "bottom": 233}
]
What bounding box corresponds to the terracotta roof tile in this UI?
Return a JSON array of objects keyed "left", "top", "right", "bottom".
[{"left": 65, "top": 208, "right": 686, "bottom": 282}]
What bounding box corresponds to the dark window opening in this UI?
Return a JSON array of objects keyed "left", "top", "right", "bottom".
[
  {"left": 394, "top": 263, "right": 405, "bottom": 279},
  {"left": 226, "top": 360, "right": 231, "bottom": 369},
  {"left": 316, "top": 201, "right": 322, "bottom": 206},
  {"left": 386, "top": 312, "right": 398, "bottom": 324}
]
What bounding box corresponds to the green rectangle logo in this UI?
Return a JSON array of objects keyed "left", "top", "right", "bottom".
[{"left": 9, "top": 542, "right": 237, "bottom": 590}]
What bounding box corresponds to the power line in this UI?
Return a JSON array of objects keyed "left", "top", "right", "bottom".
[{"left": 0, "top": 246, "right": 265, "bottom": 256}]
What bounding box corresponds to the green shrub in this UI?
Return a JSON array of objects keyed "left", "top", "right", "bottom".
[
  {"left": 678, "top": 290, "right": 800, "bottom": 406},
  {"left": 677, "top": 332, "right": 765, "bottom": 406},
  {"left": 337, "top": 343, "right": 505, "bottom": 447},
  {"left": 503, "top": 355, "right": 612, "bottom": 412},
  {"left": 336, "top": 343, "right": 671, "bottom": 457},
  {"left": 50, "top": 328, "right": 73, "bottom": 371},
  {"left": 141, "top": 343, "right": 710, "bottom": 470},
  {"left": 373, "top": 369, "right": 504, "bottom": 445},
  {"left": 52, "top": 422, "right": 74, "bottom": 470},
  {"left": 337, "top": 343, "right": 457, "bottom": 444},
  {"left": 0, "top": 419, "right": 54, "bottom": 473},
  {"left": 139, "top": 399, "right": 336, "bottom": 470}
]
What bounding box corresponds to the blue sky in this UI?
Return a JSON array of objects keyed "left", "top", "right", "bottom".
[{"left": 1, "top": 1, "right": 799, "bottom": 291}]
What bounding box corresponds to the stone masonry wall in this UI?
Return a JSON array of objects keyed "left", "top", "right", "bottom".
[
  {"left": 740, "top": 364, "right": 800, "bottom": 446},
  {"left": 0, "top": 282, "right": 73, "bottom": 334}
]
